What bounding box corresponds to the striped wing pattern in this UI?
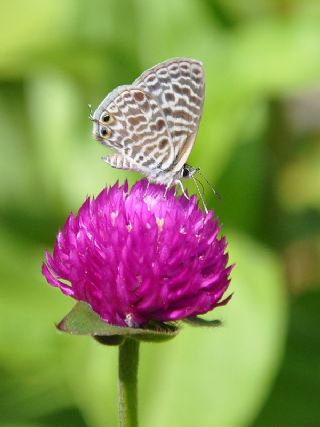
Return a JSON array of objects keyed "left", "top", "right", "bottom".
[
  {"left": 134, "top": 58, "right": 204, "bottom": 163},
  {"left": 100, "top": 88, "right": 175, "bottom": 173}
]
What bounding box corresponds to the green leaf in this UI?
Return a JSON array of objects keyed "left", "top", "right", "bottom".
[
  {"left": 183, "top": 317, "right": 222, "bottom": 328},
  {"left": 57, "top": 301, "right": 180, "bottom": 342}
]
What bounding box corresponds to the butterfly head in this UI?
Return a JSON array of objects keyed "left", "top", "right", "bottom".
[{"left": 181, "top": 164, "right": 199, "bottom": 180}]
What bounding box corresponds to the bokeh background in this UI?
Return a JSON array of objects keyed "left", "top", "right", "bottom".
[{"left": 1, "top": 1, "right": 320, "bottom": 426}]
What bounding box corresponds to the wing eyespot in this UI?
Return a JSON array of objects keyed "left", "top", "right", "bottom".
[
  {"left": 100, "top": 127, "right": 111, "bottom": 139},
  {"left": 100, "top": 112, "right": 114, "bottom": 125}
]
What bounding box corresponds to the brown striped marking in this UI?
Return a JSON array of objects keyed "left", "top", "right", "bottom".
[
  {"left": 159, "top": 138, "right": 169, "bottom": 150},
  {"left": 133, "top": 91, "right": 145, "bottom": 102},
  {"left": 128, "top": 115, "right": 147, "bottom": 126}
]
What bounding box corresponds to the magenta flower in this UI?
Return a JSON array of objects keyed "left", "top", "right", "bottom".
[{"left": 42, "top": 180, "right": 232, "bottom": 327}]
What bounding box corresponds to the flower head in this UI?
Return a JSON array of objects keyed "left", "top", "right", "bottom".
[{"left": 42, "top": 180, "right": 232, "bottom": 327}]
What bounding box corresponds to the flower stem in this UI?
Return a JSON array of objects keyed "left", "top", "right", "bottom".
[{"left": 118, "top": 338, "right": 140, "bottom": 427}]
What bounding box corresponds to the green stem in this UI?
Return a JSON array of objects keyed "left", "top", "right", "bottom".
[{"left": 118, "top": 338, "right": 140, "bottom": 427}]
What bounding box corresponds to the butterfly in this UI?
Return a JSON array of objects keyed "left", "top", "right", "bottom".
[{"left": 90, "top": 57, "right": 205, "bottom": 189}]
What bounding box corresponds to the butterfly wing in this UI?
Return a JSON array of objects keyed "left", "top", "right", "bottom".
[
  {"left": 92, "top": 86, "right": 176, "bottom": 178},
  {"left": 92, "top": 58, "right": 204, "bottom": 184},
  {"left": 133, "top": 58, "right": 205, "bottom": 171}
]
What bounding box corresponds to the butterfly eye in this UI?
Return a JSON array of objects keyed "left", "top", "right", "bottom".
[
  {"left": 100, "top": 127, "right": 110, "bottom": 138},
  {"left": 100, "top": 112, "right": 114, "bottom": 124},
  {"left": 182, "top": 167, "right": 190, "bottom": 178}
]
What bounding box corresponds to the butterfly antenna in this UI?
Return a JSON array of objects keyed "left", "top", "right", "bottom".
[
  {"left": 191, "top": 175, "right": 208, "bottom": 214},
  {"left": 195, "top": 176, "right": 205, "bottom": 197},
  {"left": 197, "top": 169, "right": 221, "bottom": 200}
]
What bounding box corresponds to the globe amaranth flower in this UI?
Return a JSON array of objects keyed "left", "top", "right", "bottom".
[{"left": 42, "top": 179, "right": 232, "bottom": 327}]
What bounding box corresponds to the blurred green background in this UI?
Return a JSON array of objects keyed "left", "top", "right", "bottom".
[{"left": 1, "top": 0, "right": 320, "bottom": 426}]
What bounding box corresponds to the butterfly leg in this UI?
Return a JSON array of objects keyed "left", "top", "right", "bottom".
[
  {"left": 176, "top": 180, "right": 189, "bottom": 200},
  {"left": 163, "top": 179, "right": 174, "bottom": 199}
]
